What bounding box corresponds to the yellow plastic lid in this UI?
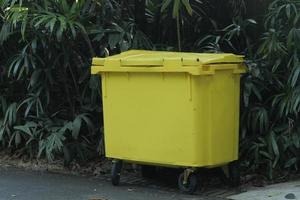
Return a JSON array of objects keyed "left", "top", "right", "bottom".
[{"left": 91, "top": 50, "right": 245, "bottom": 75}]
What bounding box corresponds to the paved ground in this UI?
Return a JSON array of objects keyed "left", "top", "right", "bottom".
[
  {"left": 4, "top": 166, "right": 299, "bottom": 200},
  {"left": 0, "top": 167, "right": 224, "bottom": 200},
  {"left": 228, "top": 180, "right": 300, "bottom": 200}
]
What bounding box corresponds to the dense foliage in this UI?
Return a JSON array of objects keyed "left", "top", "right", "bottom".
[
  {"left": 240, "top": 0, "right": 300, "bottom": 179},
  {"left": 0, "top": 0, "right": 299, "bottom": 178}
]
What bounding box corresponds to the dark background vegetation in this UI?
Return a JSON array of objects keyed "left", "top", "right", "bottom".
[{"left": 0, "top": 0, "right": 300, "bottom": 180}]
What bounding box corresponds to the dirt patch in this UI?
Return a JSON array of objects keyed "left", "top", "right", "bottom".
[{"left": 0, "top": 150, "right": 112, "bottom": 178}]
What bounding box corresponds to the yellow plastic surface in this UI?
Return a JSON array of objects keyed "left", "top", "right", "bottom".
[{"left": 91, "top": 50, "right": 246, "bottom": 168}]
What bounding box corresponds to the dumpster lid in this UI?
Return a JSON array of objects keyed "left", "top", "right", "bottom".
[{"left": 92, "top": 50, "right": 246, "bottom": 75}]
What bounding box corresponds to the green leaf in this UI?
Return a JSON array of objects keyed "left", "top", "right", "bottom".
[
  {"left": 292, "top": 133, "right": 300, "bottom": 148},
  {"left": 0, "top": 126, "right": 5, "bottom": 141},
  {"left": 286, "top": 4, "right": 291, "bottom": 19},
  {"left": 247, "top": 19, "right": 257, "bottom": 24},
  {"left": 74, "top": 22, "right": 86, "bottom": 33},
  {"left": 290, "top": 67, "right": 300, "bottom": 87},
  {"left": 30, "top": 69, "right": 42, "bottom": 87},
  {"left": 72, "top": 117, "right": 82, "bottom": 139},
  {"left": 181, "top": 0, "right": 193, "bottom": 16},
  {"left": 48, "top": 17, "right": 57, "bottom": 34},
  {"left": 259, "top": 151, "right": 272, "bottom": 160},
  {"left": 61, "top": 0, "right": 70, "bottom": 13},
  {"left": 15, "top": 132, "right": 21, "bottom": 147},
  {"left": 70, "top": 1, "right": 78, "bottom": 14},
  {"left": 14, "top": 125, "right": 32, "bottom": 136},
  {"left": 269, "top": 132, "right": 280, "bottom": 168},
  {"left": 80, "top": 114, "right": 94, "bottom": 133},
  {"left": 69, "top": 22, "right": 76, "bottom": 38},
  {"left": 172, "top": 0, "right": 180, "bottom": 18},
  {"left": 284, "top": 157, "right": 297, "bottom": 168},
  {"left": 161, "top": 0, "right": 173, "bottom": 12},
  {"left": 108, "top": 33, "right": 121, "bottom": 49}
]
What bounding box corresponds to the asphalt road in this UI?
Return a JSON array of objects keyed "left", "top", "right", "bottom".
[{"left": 0, "top": 167, "right": 223, "bottom": 200}]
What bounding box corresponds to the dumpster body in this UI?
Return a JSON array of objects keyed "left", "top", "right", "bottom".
[{"left": 91, "top": 50, "right": 246, "bottom": 193}]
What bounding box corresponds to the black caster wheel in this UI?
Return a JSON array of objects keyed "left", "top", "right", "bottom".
[
  {"left": 178, "top": 172, "right": 198, "bottom": 194},
  {"left": 141, "top": 165, "right": 157, "bottom": 179},
  {"left": 228, "top": 160, "right": 240, "bottom": 187},
  {"left": 111, "top": 160, "right": 123, "bottom": 186}
]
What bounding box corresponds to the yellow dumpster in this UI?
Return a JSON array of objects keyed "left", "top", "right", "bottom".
[{"left": 91, "top": 50, "right": 246, "bottom": 193}]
